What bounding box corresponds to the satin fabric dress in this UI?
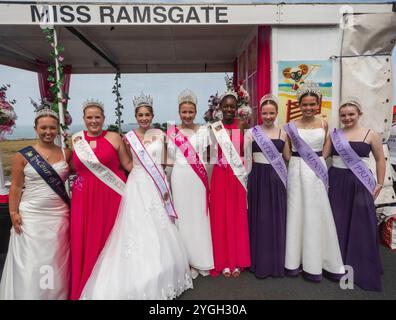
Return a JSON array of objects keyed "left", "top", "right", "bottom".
[
  {"left": 70, "top": 130, "right": 126, "bottom": 300},
  {"left": 0, "top": 160, "right": 70, "bottom": 299},
  {"left": 80, "top": 133, "right": 192, "bottom": 299}
]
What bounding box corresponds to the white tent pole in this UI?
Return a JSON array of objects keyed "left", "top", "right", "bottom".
[
  {"left": 53, "top": 27, "right": 70, "bottom": 195},
  {"left": 53, "top": 27, "right": 66, "bottom": 152}
]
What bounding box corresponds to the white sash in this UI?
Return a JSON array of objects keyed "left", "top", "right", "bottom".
[
  {"left": 211, "top": 121, "right": 248, "bottom": 190},
  {"left": 72, "top": 131, "right": 125, "bottom": 196},
  {"left": 125, "top": 130, "right": 177, "bottom": 219}
]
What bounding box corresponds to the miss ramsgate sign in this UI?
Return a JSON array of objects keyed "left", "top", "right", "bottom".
[{"left": 0, "top": 3, "right": 279, "bottom": 25}]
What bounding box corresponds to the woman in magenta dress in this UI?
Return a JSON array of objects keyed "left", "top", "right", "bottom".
[
  {"left": 209, "top": 91, "right": 251, "bottom": 278},
  {"left": 70, "top": 100, "right": 132, "bottom": 300}
]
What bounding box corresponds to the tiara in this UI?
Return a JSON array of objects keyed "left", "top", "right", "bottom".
[
  {"left": 220, "top": 74, "right": 238, "bottom": 102},
  {"left": 178, "top": 88, "right": 197, "bottom": 106},
  {"left": 133, "top": 92, "right": 153, "bottom": 109},
  {"left": 296, "top": 81, "right": 321, "bottom": 101},
  {"left": 30, "top": 98, "right": 59, "bottom": 120},
  {"left": 340, "top": 96, "right": 362, "bottom": 111},
  {"left": 82, "top": 99, "right": 105, "bottom": 111},
  {"left": 260, "top": 94, "right": 279, "bottom": 107}
]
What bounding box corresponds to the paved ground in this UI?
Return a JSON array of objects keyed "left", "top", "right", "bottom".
[{"left": 1, "top": 246, "right": 395, "bottom": 300}]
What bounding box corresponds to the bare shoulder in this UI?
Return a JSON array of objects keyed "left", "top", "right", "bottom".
[
  {"left": 367, "top": 128, "right": 381, "bottom": 144},
  {"left": 105, "top": 131, "right": 122, "bottom": 140},
  {"left": 63, "top": 147, "right": 72, "bottom": 160},
  {"left": 13, "top": 152, "right": 26, "bottom": 166},
  {"left": 279, "top": 128, "right": 288, "bottom": 140}
]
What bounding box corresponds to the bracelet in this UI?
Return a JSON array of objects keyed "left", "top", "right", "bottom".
[{"left": 376, "top": 183, "right": 384, "bottom": 188}]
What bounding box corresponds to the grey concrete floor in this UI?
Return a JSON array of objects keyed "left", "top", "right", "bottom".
[{"left": 0, "top": 246, "right": 395, "bottom": 300}]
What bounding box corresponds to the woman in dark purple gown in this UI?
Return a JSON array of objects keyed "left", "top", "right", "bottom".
[
  {"left": 245, "top": 94, "right": 289, "bottom": 278},
  {"left": 326, "top": 98, "right": 385, "bottom": 291}
]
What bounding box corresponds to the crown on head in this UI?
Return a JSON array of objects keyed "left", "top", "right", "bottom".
[
  {"left": 296, "top": 81, "right": 321, "bottom": 101},
  {"left": 260, "top": 93, "right": 279, "bottom": 107},
  {"left": 133, "top": 92, "right": 153, "bottom": 109},
  {"left": 31, "top": 98, "right": 59, "bottom": 120},
  {"left": 82, "top": 99, "right": 105, "bottom": 112},
  {"left": 178, "top": 89, "right": 197, "bottom": 106},
  {"left": 340, "top": 96, "right": 362, "bottom": 111},
  {"left": 220, "top": 74, "right": 238, "bottom": 102}
]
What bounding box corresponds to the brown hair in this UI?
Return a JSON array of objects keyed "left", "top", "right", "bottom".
[
  {"left": 178, "top": 102, "right": 197, "bottom": 112},
  {"left": 261, "top": 100, "right": 278, "bottom": 112},
  {"left": 339, "top": 103, "right": 362, "bottom": 115},
  {"left": 34, "top": 114, "right": 60, "bottom": 128},
  {"left": 298, "top": 92, "right": 320, "bottom": 105},
  {"left": 135, "top": 105, "right": 154, "bottom": 117},
  {"left": 83, "top": 105, "right": 105, "bottom": 116}
]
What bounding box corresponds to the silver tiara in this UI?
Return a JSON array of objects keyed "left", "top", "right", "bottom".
[
  {"left": 133, "top": 92, "right": 153, "bottom": 109},
  {"left": 31, "top": 98, "right": 59, "bottom": 120},
  {"left": 296, "top": 81, "right": 321, "bottom": 101},
  {"left": 178, "top": 88, "right": 197, "bottom": 106},
  {"left": 340, "top": 96, "right": 362, "bottom": 111},
  {"left": 82, "top": 99, "right": 105, "bottom": 111},
  {"left": 220, "top": 74, "right": 238, "bottom": 102},
  {"left": 260, "top": 94, "right": 279, "bottom": 107}
]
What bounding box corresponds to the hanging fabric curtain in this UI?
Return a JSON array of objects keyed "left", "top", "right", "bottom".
[{"left": 36, "top": 59, "right": 72, "bottom": 105}]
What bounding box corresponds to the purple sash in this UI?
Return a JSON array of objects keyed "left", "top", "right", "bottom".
[
  {"left": 284, "top": 121, "right": 328, "bottom": 189},
  {"left": 330, "top": 128, "right": 376, "bottom": 193},
  {"left": 251, "top": 126, "right": 287, "bottom": 188}
]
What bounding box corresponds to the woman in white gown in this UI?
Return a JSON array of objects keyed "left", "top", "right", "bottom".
[
  {"left": 284, "top": 82, "right": 345, "bottom": 281},
  {"left": 0, "top": 104, "right": 71, "bottom": 299},
  {"left": 81, "top": 93, "right": 192, "bottom": 300},
  {"left": 167, "top": 89, "right": 214, "bottom": 279}
]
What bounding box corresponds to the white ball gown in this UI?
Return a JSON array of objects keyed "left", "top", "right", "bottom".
[
  {"left": 285, "top": 128, "right": 345, "bottom": 280},
  {"left": 0, "top": 161, "right": 70, "bottom": 300},
  {"left": 80, "top": 133, "right": 193, "bottom": 299},
  {"left": 169, "top": 126, "right": 214, "bottom": 274}
]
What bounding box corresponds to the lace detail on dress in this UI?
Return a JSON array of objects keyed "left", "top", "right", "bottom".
[{"left": 123, "top": 235, "right": 142, "bottom": 259}]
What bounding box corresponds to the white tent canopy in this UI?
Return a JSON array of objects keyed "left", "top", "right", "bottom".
[{"left": 0, "top": 1, "right": 393, "bottom": 73}]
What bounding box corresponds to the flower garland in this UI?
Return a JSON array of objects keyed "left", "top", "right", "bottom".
[
  {"left": 42, "top": 27, "right": 72, "bottom": 137},
  {"left": 0, "top": 84, "right": 17, "bottom": 140},
  {"left": 110, "top": 72, "right": 124, "bottom": 133}
]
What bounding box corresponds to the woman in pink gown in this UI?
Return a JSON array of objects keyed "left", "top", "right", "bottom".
[
  {"left": 209, "top": 93, "right": 251, "bottom": 278},
  {"left": 70, "top": 101, "right": 132, "bottom": 300}
]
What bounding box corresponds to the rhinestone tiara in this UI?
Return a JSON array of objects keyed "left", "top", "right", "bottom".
[
  {"left": 178, "top": 88, "right": 197, "bottom": 106},
  {"left": 220, "top": 74, "right": 238, "bottom": 102},
  {"left": 82, "top": 98, "right": 105, "bottom": 112},
  {"left": 340, "top": 96, "right": 362, "bottom": 111},
  {"left": 296, "top": 81, "right": 321, "bottom": 101},
  {"left": 260, "top": 93, "right": 279, "bottom": 107},
  {"left": 133, "top": 92, "right": 153, "bottom": 109}
]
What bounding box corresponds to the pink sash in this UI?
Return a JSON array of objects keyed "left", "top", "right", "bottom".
[{"left": 167, "top": 125, "right": 210, "bottom": 214}]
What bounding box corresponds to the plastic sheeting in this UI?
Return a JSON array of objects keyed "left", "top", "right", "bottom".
[
  {"left": 341, "top": 13, "right": 396, "bottom": 205},
  {"left": 340, "top": 13, "right": 395, "bottom": 142}
]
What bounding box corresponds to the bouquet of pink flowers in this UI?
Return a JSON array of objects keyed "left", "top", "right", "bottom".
[
  {"left": 0, "top": 84, "right": 17, "bottom": 139},
  {"left": 203, "top": 92, "right": 223, "bottom": 123},
  {"left": 204, "top": 75, "right": 253, "bottom": 123},
  {"left": 234, "top": 80, "right": 252, "bottom": 121}
]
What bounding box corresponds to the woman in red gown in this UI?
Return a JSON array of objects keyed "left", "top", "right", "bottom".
[
  {"left": 70, "top": 100, "right": 132, "bottom": 299},
  {"left": 209, "top": 93, "right": 251, "bottom": 278}
]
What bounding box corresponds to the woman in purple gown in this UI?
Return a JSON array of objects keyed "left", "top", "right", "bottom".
[
  {"left": 245, "top": 94, "right": 289, "bottom": 278},
  {"left": 326, "top": 97, "right": 385, "bottom": 291}
]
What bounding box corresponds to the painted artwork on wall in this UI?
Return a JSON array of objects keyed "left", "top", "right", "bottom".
[{"left": 277, "top": 60, "right": 332, "bottom": 126}]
